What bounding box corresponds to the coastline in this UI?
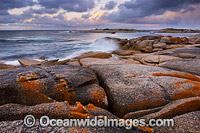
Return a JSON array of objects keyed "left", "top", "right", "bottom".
[{"left": 0, "top": 33, "right": 200, "bottom": 132}]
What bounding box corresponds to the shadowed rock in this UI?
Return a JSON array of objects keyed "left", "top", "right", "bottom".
[{"left": 0, "top": 65, "right": 108, "bottom": 109}]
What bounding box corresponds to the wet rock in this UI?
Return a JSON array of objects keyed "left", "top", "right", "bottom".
[
  {"left": 39, "top": 56, "right": 45, "bottom": 60},
  {"left": 141, "top": 97, "right": 200, "bottom": 121},
  {"left": 0, "top": 65, "right": 108, "bottom": 109},
  {"left": 159, "top": 59, "right": 200, "bottom": 76},
  {"left": 153, "top": 111, "right": 200, "bottom": 133},
  {"left": 74, "top": 51, "right": 112, "bottom": 59},
  {"left": 89, "top": 64, "right": 200, "bottom": 117},
  {"left": 80, "top": 58, "right": 126, "bottom": 67},
  {"left": 18, "top": 59, "right": 41, "bottom": 67}
]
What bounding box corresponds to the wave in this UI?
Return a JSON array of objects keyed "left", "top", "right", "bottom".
[
  {"left": 0, "top": 38, "right": 74, "bottom": 43},
  {"left": 60, "top": 38, "right": 120, "bottom": 60}
]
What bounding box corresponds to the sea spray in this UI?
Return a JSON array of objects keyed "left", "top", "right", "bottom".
[{"left": 60, "top": 38, "right": 120, "bottom": 60}]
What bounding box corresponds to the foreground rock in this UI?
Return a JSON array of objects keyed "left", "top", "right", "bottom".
[
  {"left": 153, "top": 111, "right": 200, "bottom": 133},
  {"left": 0, "top": 102, "right": 150, "bottom": 132},
  {"left": 74, "top": 51, "right": 112, "bottom": 59},
  {"left": 141, "top": 97, "right": 200, "bottom": 121},
  {"left": 89, "top": 64, "right": 200, "bottom": 117},
  {"left": 0, "top": 65, "right": 108, "bottom": 109},
  {"left": 159, "top": 59, "right": 200, "bottom": 76}
]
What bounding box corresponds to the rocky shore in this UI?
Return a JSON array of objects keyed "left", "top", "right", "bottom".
[
  {"left": 0, "top": 34, "right": 200, "bottom": 132},
  {"left": 78, "top": 28, "right": 200, "bottom": 33}
]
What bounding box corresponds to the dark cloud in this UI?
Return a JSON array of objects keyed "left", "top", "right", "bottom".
[
  {"left": 103, "top": 1, "right": 117, "bottom": 10},
  {"left": 103, "top": 0, "right": 200, "bottom": 23},
  {"left": 38, "top": 0, "right": 95, "bottom": 12}
]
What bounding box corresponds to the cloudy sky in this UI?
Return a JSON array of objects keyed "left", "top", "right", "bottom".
[{"left": 0, "top": 0, "right": 200, "bottom": 30}]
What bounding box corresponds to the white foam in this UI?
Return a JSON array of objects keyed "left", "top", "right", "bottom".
[{"left": 60, "top": 38, "right": 120, "bottom": 60}]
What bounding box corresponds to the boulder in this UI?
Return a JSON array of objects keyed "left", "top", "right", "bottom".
[
  {"left": 112, "top": 50, "right": 141, "bottom": 56},
  {"left": 39, "top": 56, "right": 45, "bottom": 60},
  {"left": 132, "top": 54, "right": 180, "bottom": 65},
  {"left": 141, "top": 97, "right": 200, "bottom": 121},
  {"left": 89, "top": 64, "right": 200, "bottom": 117},
  {"left": 0, "top": 65, "right": 108, "bottom": 109},
  {"left": 133, "top": 40, "right": 154, "bottom": 52},
  {"left": 153, "top": 43, "right": 167, "bottom": 49},
  {"left": 74, "top": 51, "right": 112, "bottom": 59},
  {"left": 159, "top": 59, "right": 200, "bottom": 76},
  {"left": 80, "top": 58, "right": 126, "bottom": 67},
  {"left": 160, "top": 36, "right": 173, "bottom": 44},
  {"left": 181, "top": 37, "right": 189, "bottom": 44},
  {"left": 18, "top": 59, "right": 41, "bottom": 67},
  {"left": 153, "top": 111, "right": 200, "bottom": 133},
  {"left": 67, "top": 61, "right": 81, "bottom": 66}
]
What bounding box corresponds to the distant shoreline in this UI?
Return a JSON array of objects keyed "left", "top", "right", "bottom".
[{"left": 78, "top": 28, "right": 200, "bottom": 33}]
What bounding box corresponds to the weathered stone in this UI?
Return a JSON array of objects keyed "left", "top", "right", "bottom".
[
  {"left": 123, "top": 107, "right": 162, "bottom": 119},
  {"left": 18, "top": 59, "right": 41, "bottom": 67},
  {"left": 67, "top": 61, "right": 81, "bottom": 66},
  {"left": 89, "top": 64, "right": 200, "bottom": 117},
  {"left": 153, "top": 43, "right": 167, "bottom": 49},
  {"left": 0, "top": 65, "right": 108, "bottom": 109},
  {"left": 80, "top": 58, "right": 126, "bottom": 67},
  {"left": 174, "top": 53, "right": 196, "bottom": 58},
  {"left": 112, "top": 50, "right": 141, "bottom": 56},
  {"left": 133, "top": 40, "right": 154, "bottom": 52},
  {"left": 153, "top": 111, "right": 200, "bottom": 133},
  {"left": 152, "top": 48, "right": 163, "bottom": 52},
  {"left": 132, "top": 54, "right": 180, "bottom": 65},
  {"left": 159, "top": 59, "right": 200, "bottom": 76},
  {"left": 74, "top": 51, "right": 112, "bottom": 59}
]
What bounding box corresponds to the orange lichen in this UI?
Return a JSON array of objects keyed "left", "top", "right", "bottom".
[
  {"left": 86, "top": 104, "right": 96, "bottom": 110},
  {"left": 116, "top": 99, "right": 169, "bottom": 118},
  {"left": 127, "top": 75, "right": 136, "bottom": 78},
  {"left": 17, "top": 74, "right": 38, "bottom": 82},
  {"left": 137, "top": 126, "right": 152, "bottom": 133},
  {"left": 172, "top": 80, "right": 200, "bottom": 100},
  {"left": 55, "top": 78, "right": 77, "bottom": 104},
  {"left": 19, "top": 80, "right": 54, "bottom": 105},
  {"left": 152, "top": 72, "right": 200, "bottom": 82},
  {"left": 151, "top": 97, "right": 200, "bottom": 119}
]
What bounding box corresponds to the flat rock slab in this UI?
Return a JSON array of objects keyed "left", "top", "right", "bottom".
[
  {"left": 156, "top": 44, "right": 200, "bottom": 59},
  {"left": 89, "top": 64, "right": 200, "bottom": 117},
  {"left": 159, "top": 59, "right": 200, "bottom": 76},
  {"left": 153, "top": 111, "right": 200, "bottom": 133},
  {"left": 80, "top": 58, "right": 126, "bottom": 67},
  {"left": 0, "top": 65, "right": 108, "bottom": 109}
]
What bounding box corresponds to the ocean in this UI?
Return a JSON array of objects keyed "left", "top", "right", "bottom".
[{"left": 0, "top": 30, "right": 198, "bottom": 65}]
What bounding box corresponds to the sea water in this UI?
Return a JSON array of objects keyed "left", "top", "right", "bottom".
[{"left": 0, "top": 30, "right": 198, "bottom": 65}]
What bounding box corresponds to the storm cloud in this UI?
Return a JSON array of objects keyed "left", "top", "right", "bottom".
[
  {"left": 103, "top": 1, "right": 117, "bottom": 10},
  {"left": 38, "top": 0, "right": 95, "bottom": 12}
]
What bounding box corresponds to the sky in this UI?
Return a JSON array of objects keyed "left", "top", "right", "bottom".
[{"left": 0, "top": 0, "right": 200, "bottom": 30}]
